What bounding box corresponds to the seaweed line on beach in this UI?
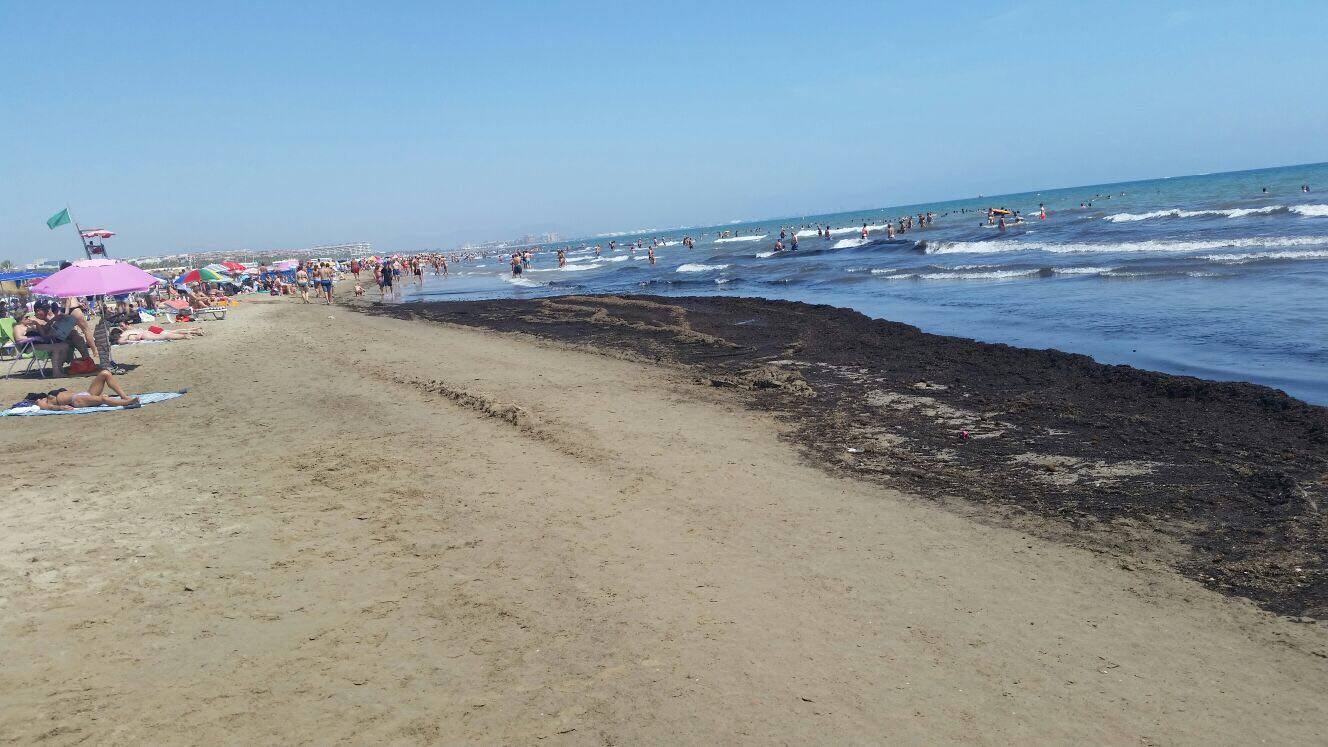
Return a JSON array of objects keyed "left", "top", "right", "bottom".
[{"left": 351, "top": 294, "right": 1328, "bottom": 620}]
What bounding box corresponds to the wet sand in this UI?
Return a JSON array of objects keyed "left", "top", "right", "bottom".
[
  {"left": 366, "top": 294, "right": 1328, "bottom": 619},
  {"left": 1, "top": 296, "right": 1326, "bottom": 743}
]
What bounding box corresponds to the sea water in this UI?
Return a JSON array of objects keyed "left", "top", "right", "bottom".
[{"left": 401, "top": 162, "right": 1328, "bottom": 404}]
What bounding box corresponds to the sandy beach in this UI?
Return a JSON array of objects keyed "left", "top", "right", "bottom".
[{"left": 2, "top": 296, "right": 1326, "bottom": 744}]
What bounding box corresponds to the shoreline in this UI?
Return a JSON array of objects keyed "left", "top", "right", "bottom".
[
  {"left": 352, "top": 293, "right": 1328, "bottom": 619},
  {"left": 3, "top": 296, "right": 1327, "bottom": 742}
]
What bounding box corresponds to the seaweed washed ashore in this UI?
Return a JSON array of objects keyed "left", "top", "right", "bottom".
[{"left": 357, "top": 295, "right": 1328, "bottom": 619}]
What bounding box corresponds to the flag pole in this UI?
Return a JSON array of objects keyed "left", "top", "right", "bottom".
[{"left": 67, "top": 205, "right": 91, "bottom": 260}]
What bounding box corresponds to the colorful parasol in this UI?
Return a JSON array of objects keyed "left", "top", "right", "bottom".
[
  {"left": 220, "top": 261, "right": 246, "bottom": 273},
  {"left": 80, "top": 228, "right": 116, "bottom": 239},
  {"left": 178, "top": 267, "right": 230, "bottom": 284},
  {"left": 29, "top": 259, "right": 157, "bottom": 297}
]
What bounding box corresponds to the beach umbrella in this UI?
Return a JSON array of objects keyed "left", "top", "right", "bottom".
[
  {"left": 29, "top": 258, "right": 157, "bottom": 297},
  {"left": 80, "top": 228, "right": 116, "bottom": 239},
  {"left": 220, "top": 260, "right": 246, "bottom": 273},
  {"left": 178, "top": 267, "right": 229, "bottom": 284}
]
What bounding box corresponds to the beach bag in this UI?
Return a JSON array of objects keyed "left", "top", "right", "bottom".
[
  {"left": 67, "top": 358, "right": 97, "bottom": 375},
  {"left": 148, "top": 325, "right": 165, "bottom": 334}
]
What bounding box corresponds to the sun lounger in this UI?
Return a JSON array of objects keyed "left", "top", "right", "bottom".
[{"left": 158, "top": 300, "right": 227, "bottom": 321}]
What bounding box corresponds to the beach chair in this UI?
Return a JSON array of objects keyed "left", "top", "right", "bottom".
[
  {"left": 194, "top": 306, "right": 228, "bottom": 321},
  {"left": 0, "top": 317, "right": 60, "bottom": 379}
]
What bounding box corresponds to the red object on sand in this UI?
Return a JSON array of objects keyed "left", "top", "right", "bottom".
[{"left": 148, "top": 325, "right": 164, "bottom": 334}]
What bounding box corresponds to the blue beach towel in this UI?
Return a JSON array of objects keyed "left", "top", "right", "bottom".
[{"left": 2, "top": 391, "right": 186, "bottom": 417}]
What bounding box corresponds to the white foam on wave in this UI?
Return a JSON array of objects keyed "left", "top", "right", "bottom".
[
  {"left": 1292, "top": 204, "right": 1328, "bottom": 217},
  {"left": 660, "top": 240, "right": 681, "bottom": 246},
  {"left": 603, "top": 255, "right": 630, "bottom": 262},
  {"left": 871, "top": 268, "right": 1040, "bottom": 280},
  {"left": 927, "top": 236, "right": 1328, "bottom": 255},
  {"left": 1197, "top": 249, "right": 1328, "bottom": 264},
  {"left": 920, "top": 269, "right": 1041, "bottom": 280},
  {"left": 796, "top": 223, "right": 890, "bottom": 238},
  {"left": 1052, "top": 266, "right": 1115, "bottom": 275},
  {"left": 715, "top": 235, "right": 766, "bottom": 243},
  {"left": 1104, "top": 206, "right": 1284, "bottom": 222},
  {"left": 833, "top": 238, "right": 868, "bottom": 249},
  {"left": 527, "top": 263, "right": 601, "bottom": 272},
  {"left": 677, "top": 263, "right": 730, "bottom": 273},
  {"left": 502, "top": 276, "right": 544, "bottom": 288},
  {"left": 755, "top": 250, "right": 777, "bottom": 258}
]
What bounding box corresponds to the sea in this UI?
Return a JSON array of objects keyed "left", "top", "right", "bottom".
[{"left": 400, "top": 162, "right": 1328, "bottom": 404}]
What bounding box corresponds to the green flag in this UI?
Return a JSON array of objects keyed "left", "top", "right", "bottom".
[{"left": 47, "top": 208, "right": 70, "bottom": 229}]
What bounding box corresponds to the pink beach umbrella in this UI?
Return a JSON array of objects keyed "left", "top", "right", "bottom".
[
  {"left": 29, "top": 258, "right": 159, "bottom": 298},
  {"left": 80, "top": 228, "right": 116, "bottom": 239}
]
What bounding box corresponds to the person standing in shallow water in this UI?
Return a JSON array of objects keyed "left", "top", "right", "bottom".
[{"left": 647, "top": 246, "right": 656, "bottom": 265}]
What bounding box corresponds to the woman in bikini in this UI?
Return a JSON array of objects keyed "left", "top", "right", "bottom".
[
  {"left": 23, "top": 370, "right": 139, "bottom": 410},
  {"left": 110, "top": 326, "right": 205, "bottom": 343}
]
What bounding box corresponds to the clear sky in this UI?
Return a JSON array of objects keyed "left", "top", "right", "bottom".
[{"left": 2, "top": 0, "right": 1325, "bottom": 263}]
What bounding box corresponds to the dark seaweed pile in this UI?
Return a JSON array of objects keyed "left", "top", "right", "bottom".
[{"left": 356, "top": 295, "right": 1328, "bottom": 619}]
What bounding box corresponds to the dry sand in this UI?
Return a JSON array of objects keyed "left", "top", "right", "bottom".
[{"left": 1, "top": 298, "right": 1326, "bottom": 744}]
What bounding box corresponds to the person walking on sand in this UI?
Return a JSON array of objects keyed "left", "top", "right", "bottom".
[
  {"left": 295, "top": 266, "right": 312, "bottom": 303},
  {"left": 319, "top": 262, "right": 335, "bottom": 304},
  {"left": 380, "top": 262, "right": 394, "bottom": 299}
]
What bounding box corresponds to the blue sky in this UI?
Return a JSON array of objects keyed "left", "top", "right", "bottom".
[{"left": 2, "top": 1, "right": 1325, "bottom": 263}]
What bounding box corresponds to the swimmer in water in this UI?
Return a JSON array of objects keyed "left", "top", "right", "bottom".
[
  {"left": 861, "top": 223, "right": 868, "bottom": 240},
  {"left": 647, "top": 246, "right": 656, "bottom": 265}
]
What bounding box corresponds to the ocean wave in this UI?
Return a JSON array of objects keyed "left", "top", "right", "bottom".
[
  {"left": 502, "top": 276, "right": 544, "bottom": 288},
  {"left": 1052, "top": 266, "right": 1115, "bottom": 275},
  {"left": 677, "top": 263, "right": 731, "bottom": 273},
  {"left": 797, "top": 224, "right": 890, "bottom": 238},
  {"left": 833, "top": 238, "right": 868, "bottom": 249},
  {"left": 755, "top": 250, "right": 777, "bottom": 258},
  {"left": 715, "top": 235, "right": 766, "bottom": 243},
  {"left": 1103, "top": 206, "right": 1287, "bottom": 222},
  {"left": 1292, "top": 204, "right": 1328, "bottom": 217},
  {"left": 527, "top": 263, "right": 601, "bottom": 272},
  {"left": 926, "top": 236, "right": 1328, "bottom": 255},
  {"left": 1196, "top": 249, "right": 1328, "bottom": 264},
  {"left": 871, "top": 268, "right": 1041, "bottom": 280},
  {"left": 603, "top": 255, "right": 630, "bottom": 262}
]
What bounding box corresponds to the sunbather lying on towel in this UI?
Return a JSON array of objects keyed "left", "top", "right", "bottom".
[
  {"left": 110, "top": 326, "right": 205, "bottom": 344},
  {"left": 20, "top": 370, "right": 140, "bottom": 411}
]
